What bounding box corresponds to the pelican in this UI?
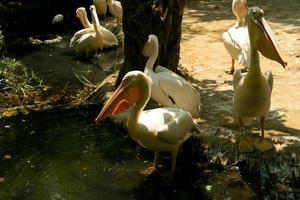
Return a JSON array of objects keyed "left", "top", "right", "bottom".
[
  {"left": 233, "top": 7, "right": 287, "bottom": 153},
  {"left": 107, "top": 0, "right": 122, "bottom": 25},
  {"left": 70, "top": 7, "right": 94, "bottom": 47},
  {"left": 94, "top": 0, "right": 107, "bottom": 18},
  {"left": 76, "top": 7, "right": 93, "bottom": 29},
  {"left": 232, "top": 0, "right": 248, "bottom": 26},
  {"left": 222, "top": 0, "right": 249, "bottom": 74},
  {"left": 95, "top": 71, "right": 194, "bottom": 173},
  {"left": 142, "top": 34, "right": 201, "bottom": 117},
  {"left": 70, "top": 5, "right": 118, "bottom": 54}
]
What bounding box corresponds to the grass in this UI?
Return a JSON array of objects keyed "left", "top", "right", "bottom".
[{"left": 0, "top": 56, "right": 44, "bottom": 103}]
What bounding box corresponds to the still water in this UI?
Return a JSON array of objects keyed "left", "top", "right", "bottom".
[{"left": 0, "top": 106, "right": 206, "bottom": 200}]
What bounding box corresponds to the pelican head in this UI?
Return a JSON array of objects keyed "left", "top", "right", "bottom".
[
  {"left": 142, "top": 34, "right": 158, "bottom": 57},
  {"left": 95, "top": 71, "right": 151, "bottom": 122},
  {"left": 76, "top": 7, "right": 87, "bottom": 18},
  {"left": 247, "top": 7, "right": 287, "bottom": 67},
  {"left": 232, "top": 0, "right": 248, "bottom": 25},
  {"left": 90, "top": 4, "right": 96, "bottom": 12}
]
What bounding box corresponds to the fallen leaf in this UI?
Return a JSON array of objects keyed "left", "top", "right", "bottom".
[
  {"left": 4, "top": 125, "right": 11, "bottom": 129},
  {"left": 205, "top": 185, "right": 213, "bottom": 192},
  {"left": 2, "top": 110, "right": 18, "bottom": 118}
]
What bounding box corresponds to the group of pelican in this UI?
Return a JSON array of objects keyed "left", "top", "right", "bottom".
[
  {"left": 70, "top": 0, "right": 122, "bottom": 55},
  {"left": 95, "top": 0, "right": 287, "bottom": 173}
]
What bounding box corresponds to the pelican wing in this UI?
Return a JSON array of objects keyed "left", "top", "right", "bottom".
[
  {"left": 222, "top": 25, "right": 249, "bottom": 67},
  {"left": 114, "top": 0, "right": 121, "bottom": 7},
  {"left": 264, "top": 70, "right": 273, "bottom": 92},
  {"left": 70, "top": 27, "right": 94, "bottom": 47},
  {"left": 156, "top": 72, "right": 200, "bottom": 116},
  {"left": 157, "top": 74, "right": 187, "bottom": 106},
  {"left": 233, "top": 68, "right": 243, "bottom": 89},
  {"left": 72, "top": 33, "right": 96, "bottom": 53},
  {"left": 111, "top": 1, "right": 122, "bottom": 18},
  {"left": 155, "top": 66, "right": 188, "bottom": 83},
  {"left": 150, "top": 108, "right": 193, "bottom": 145},
  {"left": 100, "top": 26, "right": 118, "bottom": 45}
]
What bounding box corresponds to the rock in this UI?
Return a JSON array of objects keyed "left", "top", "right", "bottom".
[{"left": 51, "top": 14, "right": 64, "bottom": 24}]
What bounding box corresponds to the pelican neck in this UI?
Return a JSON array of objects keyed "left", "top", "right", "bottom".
[
  {"left": 144, "top": 43, "right": 158, "bottom": 75},
  {"left": 248, "top": 23, "right": 262, "bottom": 76}
]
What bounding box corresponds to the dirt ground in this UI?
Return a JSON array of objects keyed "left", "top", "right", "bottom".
[{"left": 179, "top": 0, "right": 300, "bottom": 151}]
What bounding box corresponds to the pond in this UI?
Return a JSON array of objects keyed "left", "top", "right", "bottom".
[
  {"left": 1, "top": 1, "right": 281, "bottom": 199},
  {"left": 0, "top": 105, "right": 212, "bottom": 200},
  {"left": 0, "top": 105, "right": 260, "bottom": 200}
]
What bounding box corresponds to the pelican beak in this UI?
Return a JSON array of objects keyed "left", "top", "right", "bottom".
[
  {"left": 254, "top": 16, "right": 287, "bottom": 67},
  {"left": 95, "top": 81, "right": 139, "bottom": 123}
]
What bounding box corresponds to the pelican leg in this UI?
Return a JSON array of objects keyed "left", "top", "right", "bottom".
[
  {"left": 231, "top": 59, "right": 235, "bottom": 74},
  {"left": 154, "top": 152, "right": 160, "bottom": 169},
  {"left": 171, "top": 151, "right": 178, "bottom": 173},
  {"left": 140, "top": 152, "right": 159, "bottom": 175},
  {"left": 254, "top": 117, "right": 273, "bottom": 151},
  {"left": 239, "top": 117, "right": 254, "bottom": 153},
  {"left": 226, "top": 59, "right": 235, "bottom": 74},
  {"left": 261, "top": 116, "right": 265, "bottom": 139}
]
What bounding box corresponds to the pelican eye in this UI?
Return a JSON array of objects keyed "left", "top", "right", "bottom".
[{"left": 123, "top": 77, "right": 130, "bottom": 82}]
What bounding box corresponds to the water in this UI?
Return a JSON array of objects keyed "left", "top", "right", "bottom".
[
  {"left": 6, "top": 33, "right": 123, "bottom": 89},
  {"left": 0, "top": 106, "right": 148, "bottom": 200},
  {"left": 0, "top": 106, "right": 213, "bottom": 200}
]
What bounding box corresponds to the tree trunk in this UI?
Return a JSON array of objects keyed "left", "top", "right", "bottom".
[{"left": 116, "top": 0, "right": 186, "bottom": 86}]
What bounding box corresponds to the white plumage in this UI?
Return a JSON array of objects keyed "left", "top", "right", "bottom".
[
  {"left": 96, "top": 71, "right": 193, "bottom": 173},
  {"left": 142, "top": 34, "right": 201, "bottom": 118},
  {"left": 70, "top": 5, "right": 118, "bottom": 54},
  {"left": 93, "top": 0, "right": 107, "bottom": 18},
  {"left": 233, "top": 7, "right": 286, "bottom": 153},
  {"left": 76, "top": 7, "right": 92, "bottom": 28},
  {"left": 107, "top": 0, "right": 122, "bottom": 25},
  {"left": 222, "top": 0, "right": 249, "bottom": 74}
]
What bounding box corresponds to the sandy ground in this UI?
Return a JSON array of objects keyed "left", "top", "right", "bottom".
[{"left": 180, "top": 0, "right": 300, "bottom": 151}]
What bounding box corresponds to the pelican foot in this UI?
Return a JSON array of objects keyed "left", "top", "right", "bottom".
[
  {"left": 140, "top": 166, "right": 156, "bottom": 176},
  {"left": 239, "top": 136, "right": 254, "bottom": 153},
  {"left": 240, "top": 68, "right": 248, "bottom": 73},
  {"left": 254, "top": 138, "right": 274, "bottom": 152},
  {"left": 225, "top": 68, "right": 235, "bottom": 75}
]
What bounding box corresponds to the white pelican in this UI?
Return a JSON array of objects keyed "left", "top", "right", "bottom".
[
  {"left": 94, "top": 0, "right": 107, "bottom": 18},
  {"left": 233, "top": 7, "right": 287, "bottom": 153},
  {"left": 76, "top": 7, "right": 93, "bottom": 29},
  {"left": 70, "top": 7, "right": 94, "bottom": 47},
  {"left": 107, "top": 0, "right": 122, "bottom": 25},
  {"left": 222, "top": 0, "right": 249, "bottom": 74},
  {"left": 95, "top": 71, "right": 194, "bottom": 173},
  {"left": 70, "top": 5, "right": 118, "bottom": 54},
  {"left": 142, "top": 34, "right": 201, "bottom": 117},
  {"left": 232, "top": 0, "right": 248, "bottom": 26}
]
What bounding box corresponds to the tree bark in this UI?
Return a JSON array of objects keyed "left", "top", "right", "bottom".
[{"left": 116, "top": 0, "right": 185, "bottom": 86}]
